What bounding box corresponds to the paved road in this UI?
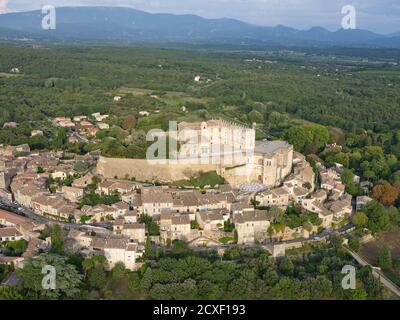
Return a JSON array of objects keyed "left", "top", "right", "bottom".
[
  {"left": 0, "top": 199, "right": 111, "bottom": 234},
  {"left": 346, "top": 248, "right": 400, "bottom": 297}
]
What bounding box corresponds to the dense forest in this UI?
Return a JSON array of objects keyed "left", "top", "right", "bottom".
[
  {"left": 0, "top": 43, "right": 399, "bottom": 132},
  {"left": 0, "top": 229, "right": 391, "bottom": 300}
]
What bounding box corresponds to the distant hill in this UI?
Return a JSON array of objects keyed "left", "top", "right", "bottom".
[{"left": 0, "top": 6, "right": 398, "bottom": 47}]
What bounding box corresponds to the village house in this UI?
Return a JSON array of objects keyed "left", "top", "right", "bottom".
[
  {"left": 300, "top": 189, "right": 328, "bottom": 210},
  {"left": 91, "top": 113, "right": 109, "bottom": 122},
  {"left": 81, "top": 204, "right": 117, "bottom": 222},
  {"left": 141, "top": 188, "right": 174, "bottom": 216},
  {"left": 97, "top": 122, "right": 109, "bottom": 130},
  {"left": 72, "top": 173, "right": 93, "bottom": 189},
  {"left": 90, "top": 237, "right": 143, "bottom": 271},
  {"left": 356, "top": 196, "right": 373, "bottom": 211},
  {"left": 230, "top": 202, "right": 254, "bottom": 218},
  {"left": 97, "top": 180, "right": 136, "bottom": 195},
  {"left": 11, "top": 182, "right": 45, "bottom": 209},
  {"left": 320, "top": 168, "right": 341, "bottom": 191},
  {"left": 325, "top": 199, "right": 352, "bottom": 220},
  {"left": 197, "top": 193, "right": 228, "bottom": 211},
  {"left": 0, "top": 227, "right": 23, "bottom": 242},
  {"left": 256, "top": 187, "right": 290, "bottom": 208},
  {"left": 234, "top": 210, "right": 271, "bottom": 245},
  {"left": 31, "top": 130, "right": 44, "bottom": 137},
  {"left": 196, "top": 210, "right": 225, "bottom": 231},
  {"left": 0, "top": 188, "right": 13, "bottom": 202},
  {"left": 50, "top": 167, "right": 74, "bottom": 180},
  {"left": 160, "top": 212, "right": 192, "bottom": 242},
  {"left": 121, "top": 192, "right": 143, "bottom": 211},
  {"left": 53, "top": 117, "right": 75, "bottom": 128},
  {"left": 124, "top": 210, "right": 138, "bottom": 224},
  {"left": 302, "top": 199, "right": 333, "bottom": 228},
  {"left": 117, "top": 222, "right": 146, "bottom": 243},
  {"left": 112, "top": 201, "right": 130, "bottom": 217},
  {"left": 61, "top": 186, "right": 84, "bottom": 203},
  {"left": 291, "top": 186, "right": 310, "bottom": 204},
  {"left": 171, "top": 190, "right": 201, "bottom": 214},
  {"left": 0, "top": 210, "right": 44, "bottom": 240},
  {"left": 31, "top": 194, "right": 75, "bottom": 220},
  {"left": 73, "top": 115, "right": 88, "bottom": 122}
]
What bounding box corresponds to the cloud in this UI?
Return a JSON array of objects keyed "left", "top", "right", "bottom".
[{"left": 4, "top": 0, "right": 400, "bottom": 33}]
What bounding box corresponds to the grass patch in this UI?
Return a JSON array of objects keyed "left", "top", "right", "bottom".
[
  {"left": 172, "top": 171, "right": 225, "bottom": 189},
  {"left": 219, "top": 237, "right": 234, "bottom": 244}
]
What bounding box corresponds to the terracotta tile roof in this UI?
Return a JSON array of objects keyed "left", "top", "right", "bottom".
[
  {"left": 235, "top": 210, "right": 270, "bottom": 223},
  {"left": 171, "top": 215, "right": 190, "bottom": 225},
  {"left": 141, "top": 189, "right": 173, "bottom": 204},
  {"left": 0, "top": 227, "right": 22, "bottom": 237}
]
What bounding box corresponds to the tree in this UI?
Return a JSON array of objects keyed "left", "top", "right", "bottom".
[
  {"left": 17, "top": 253, "right": 83, "bottom": 299},
  {"left": 87, "top": 265, "right": 107, "bottom": 290},
  {"left": 377, "top": 245, "right": 392, "bottom": 270},
  {"left": 171, "top": 239, "right": 192, "bottom": 257},
  {"left": 52, "top": 127, "right": 68, "bottom": 150},
  {"left": 138, "top": 214, "right": 160, "bottom": 236},
  {"left": 248, "top": 110, "right": 264, "bottom": 124},
  {"left": 191, "top": 220, "right": 200, "bottom": 229},
  {"left": 233, "top": 229, "right": 238, "bottom": 244},
  {"left": 223, "top": 219, "right": 234, "bottom": 232},
  {"left": 82, "top": 255, "right": 108, "bottom": 279},
  {"left": 348, "top": 236, "right": 361, "bottom": 252},
  {"left": 74, "top": 160, "right": 89, "bottom": 172},
  {"left": 372, "top": 180, "right": 399, "bottom": 206},
  {"left": 341, "top": 168, "right": 355, "bottom": 185},
  {"left": 122, "top": 115, "right": 136, "bottom": 131},
  {"left": 284, "top": 125, "right": 330, "bottom": 154},
  {"left": 303, "top": 221, "right": 313, "bottom": 233},
  {"left": 303, "top": 182, "right": 312, "bottom": 190},
  {"left": 278, "top": 258, "right": 294, "bottom": 276},
  {"left": 351, "top": 212, "right": 369, "bottom": 229},
  {"left": 50, "top": 224, "right": 64, "bottom": 254},
  {"left": 269, "top": 206, "right": 284, "bottom": 224},
  {"left": 363, "top": 200, "right": 391, "bottom": 233},
  {"left": 37, "top": 166, "right": 44, "bottom": 174},
  {"left": 111, "top": 262, "right": 127, "bottom": 281},
  {"left": 0, "top": 286, "right": 24, "bottom": 300},
  {"left": 145, "top": 236, "right": 154, "bottom": 258}
]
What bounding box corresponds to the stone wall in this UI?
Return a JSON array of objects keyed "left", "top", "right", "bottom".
[{"left": 96, "top": 156, "right": 220, "bottom": 183}]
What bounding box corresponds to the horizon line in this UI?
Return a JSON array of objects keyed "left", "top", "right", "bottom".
[{"left": 1, "top": 5, "right": 398, "bottom": 36}]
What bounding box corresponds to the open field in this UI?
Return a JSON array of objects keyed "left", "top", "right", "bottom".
[
  {"left": 361, "top": 228, "right": 400, "bottom": 266},
  {"left": 361, "top": 228, "right": 400, "bottom": 286}
]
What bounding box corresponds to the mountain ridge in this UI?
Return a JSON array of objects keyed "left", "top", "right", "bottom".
[{"left": 0, "top": 6, "right": 398, "bottom": 47}]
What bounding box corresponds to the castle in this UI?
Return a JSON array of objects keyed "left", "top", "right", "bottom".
[
  {"left": 97, "top": 119, "right": 294, "bottom": 188},
  {"left": 177, "top": 119, "right": 293, "bottom": 187}
]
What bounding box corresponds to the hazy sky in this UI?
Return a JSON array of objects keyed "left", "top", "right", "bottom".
[{"left": 1, "top": 0, "right": 399, "bottom": 34}]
